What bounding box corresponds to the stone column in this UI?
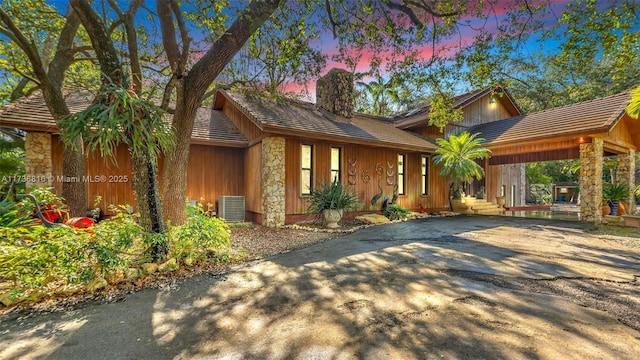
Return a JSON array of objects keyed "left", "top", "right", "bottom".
[
  {"left": 579, "top": 138, "right": 603, "bottom": 223},
  {"left": 615, "top": 149, "right": 636, "bottom": 214},
  {"left": 24, "top": 132, "right": 53, "bottom": 188},
  {"left": 261, "top": 136, "right": 286, "bottom": 227}
]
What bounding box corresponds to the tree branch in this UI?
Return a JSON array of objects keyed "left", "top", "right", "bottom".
[
  {"left": 0, "top": 8, "right": 47, "bottom": 81},
  {"left": 187, "top": 0, "right": 283, "bottom": 98},
  {"left": 70, "top": 0, "right": 123, "bottom": 84},
  {"left": 157, "top": 0, "right": 181, "bottom": 73},
  {"left": 48, "top": 4, "right": 82, "bottom": 88},
  {"left": 169, "top": 0, "right": 191, "bottom": 74}
]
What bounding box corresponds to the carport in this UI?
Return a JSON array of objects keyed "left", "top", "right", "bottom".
[{"left": 469, "top": 92, "right": 636, "bottom": 223}]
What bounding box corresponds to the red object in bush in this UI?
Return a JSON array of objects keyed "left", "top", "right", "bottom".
[
  {"left": 65, "top": 217, "right": 95, "bottom": 228},
  {"left": 41, "top": 208, "right": 65, "bottom": 223}
]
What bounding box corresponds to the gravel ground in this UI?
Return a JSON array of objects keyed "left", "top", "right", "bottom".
[{"left": 229, "top": 222, "right": 357, "bottom": 259}]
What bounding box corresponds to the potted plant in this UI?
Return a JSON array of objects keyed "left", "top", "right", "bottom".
[
  {"left": 306, "top": 179, "right": 359, "bottom": 228},
  {"left": 603, "top": 183, "right": 630, "bottom": 216}
]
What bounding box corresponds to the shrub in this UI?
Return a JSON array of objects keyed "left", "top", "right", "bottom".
[
  {"left": 0, "top": 200, "right": 33, "bottom": 227},
  {"left": 384, "top": 204, "right": 411, "bottom": 220},
  {"left": 169, "top": 204, "right": 231, "bottom": 263},
  {"left": 306, "top": 179, "right": 359, "bottom": 214},
  {"left": 0, "top": 205, "right": 146, "bottom": 301}
]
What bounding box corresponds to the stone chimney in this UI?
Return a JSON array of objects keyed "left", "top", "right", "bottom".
[{"left": 316, "top": 68, "right": 354, "bottom": 118}]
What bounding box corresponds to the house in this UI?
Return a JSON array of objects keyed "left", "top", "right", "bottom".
[{"left": 0, "top": 69, "right": 637, "bottom": 225}]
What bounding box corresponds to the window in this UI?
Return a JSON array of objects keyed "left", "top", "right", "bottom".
[
  {"left": 397, "top": 154, "right": 405, "bottom": 195},
  {"left": 301, "top": 144, "right": 313, "bottom": 195},
  {"left": 331, "top": 147, "right": 341, "bottom": 182},
  {"left": 421, "top": 156, "right": 429, "bottom": 195}
]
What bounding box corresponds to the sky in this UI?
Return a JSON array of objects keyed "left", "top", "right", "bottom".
[
  {"left": 281, "top": 0, "right": 573, "bottom": 98},
  {"left": 0, "top": 0, "right": 626, "bottom": 104}
]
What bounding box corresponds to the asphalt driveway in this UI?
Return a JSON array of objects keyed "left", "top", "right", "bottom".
[{"left": 1, "top": 215, "right": 639, "bottom": 359}]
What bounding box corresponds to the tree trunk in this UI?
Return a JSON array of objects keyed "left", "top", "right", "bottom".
[
  {"left": 62, "top": 138, "right": 87, "bottom": 216},
  {"left": 161, "top": 99, "right": 195, "bottom": 225},
  {"left": 131, "top": 149, "right": 167, "bottom": 260},
  {"left": 41, "top": 86, "right": 87, "bottom": 217},
  {"left": 158, "top": 0, "right": 283, "bottom": 225}
]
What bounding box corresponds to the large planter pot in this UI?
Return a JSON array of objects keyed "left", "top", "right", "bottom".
[
  {"left": 609, "top": 200, "right": 620, "bottom": 216},
  {"left": 323, "top": 209, "right": 344, "bottom": 228},
  {"left": 451, "top": 198, "right": 471, "bottom": 214},
  {"left": 495, "top": 196, "right": 506, "bottom": 208},
  {"left": 602, "top": 201, "right": 611, "bottom": 216}
]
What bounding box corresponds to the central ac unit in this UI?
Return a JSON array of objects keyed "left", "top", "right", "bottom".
[{"left": 219, "top": 196, "right": 245, "bottom": 222}]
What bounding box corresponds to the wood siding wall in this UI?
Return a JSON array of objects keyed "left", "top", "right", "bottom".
[
  {"left": 284, "top": 138, "right": 449, "bottom": 217},
  {"left": 222, "top": 100, "right": 263, "bottom": 143},
  {"left": 408, "top": 93, "right": 516, "bottom": 140},
  {"left": 185, "top": 144, "right": 245, "bottom": 208},
  {"left": 52, "top": 137, "right": 245, "bottom": 215},
  {"left": 244, "top": 143, "right": 263, "bottom": 216}
]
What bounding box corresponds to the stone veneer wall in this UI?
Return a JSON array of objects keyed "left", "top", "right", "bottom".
[
  {"left": 616, "top": 149, "right": 636, "bottom": 214},
  {"left": 316, "top": 68, "right": 354, "bottom": 118},
  {"left": 261, "top": 136, "right": 286, "bottom": 227},
  {"left": 579, "top": 138, "right": 603, "bottom": 223},
  {"left": 24, "top": 132, "right": 53, "bottom": 188}
]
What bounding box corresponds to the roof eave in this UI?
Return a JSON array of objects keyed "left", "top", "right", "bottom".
[{"left": 261, "top": 124, "right": 436, "bottom": 152}]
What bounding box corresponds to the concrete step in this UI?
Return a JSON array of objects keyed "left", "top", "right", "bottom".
[
  {"left": 470, "top": 200, "right": 505, "bottom": 215},
  {"left": 474, "top": 207, "right": 506, "bottom": 215}
]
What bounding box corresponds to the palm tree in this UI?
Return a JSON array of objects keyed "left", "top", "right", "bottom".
[
  {"left": 626, "top": 86, "right": 640, "bottom": 119},
  {"left": 433, "top": 132, "right": 491, "bottom": 207}
]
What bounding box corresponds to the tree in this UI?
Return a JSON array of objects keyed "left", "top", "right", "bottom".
[
  {"left": 221, "top": 2, "right": 326, "bottom": 99},
  {"left": 0, "top": 0, "right": 94, "bottom": 216},
  {"left": 66, "top": 0, "right": 176, "bottom": 260},
  {"left": 433, "top": 132, "right": 491, "bottom": 203}
]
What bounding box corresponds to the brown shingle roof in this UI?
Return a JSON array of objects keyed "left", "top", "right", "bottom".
[
  {"left": 219, "top": 90, "right": 437, "bottom": 151},
  {"left": 0, "top": 90, "right": 247, "bottom": 146},
  {"left": 468, "top": 92, "right": 631, "bottom": 145}
]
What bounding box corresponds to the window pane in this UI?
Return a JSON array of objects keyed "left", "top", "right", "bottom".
[
  {"left": 301, "top": 170, "right": 311, "bottom": 194},
  {"left": 331, "top": 148, "right": 340, "bottom": 170},
  {"left": 398, "top": 154, "right": 405, "bottom": 195},
  {"left": 331, "top": 147, "right": 341, "bottom": 181},
  {"left": 301, "top": 145, "right": 312, "bottom": 168},
  {"left": 421, "top": 156, "right": 428, "bottom": 195}
]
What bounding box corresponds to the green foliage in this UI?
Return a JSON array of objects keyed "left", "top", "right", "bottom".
[
  {"left": 526, "top": 163, "right": 555, "bottom": 185},
  {"left": 429, "top": 92, "right": 464, "bottom": 130},
  {"left": 603, "top": 183, "right": 630, "bottom": 201},
  {"left": 0, "top": 201, "right": 238, "bottom": 304},
  {"left": 0, "top": 129, "right": 25, "bottom": 178},
  {"left": 223, "top": 2, "right": 326, "bottom": 98},
  {"left": 0, "top": 200, "right": 32, "bottom": 227},
  {"left": 627, "top": 86, "right": 640, "bottom": 119},
  {"left": 169, "top": 204, "right": 231, "bottom": 262},
  {"left": 23, "top": 186, "right": 67, "bottom": 209},
  {"left": 433, "top": 132, "right": 491, "bottom": 187},
  {"left": 60, "top": 83, "right": 175, "bottom": 161},
  {"left": 306, "top": 179, "right": 359, "bottom": 214},
  {"left": 383, "top": 204, "right": 410, "bottom": 221}
]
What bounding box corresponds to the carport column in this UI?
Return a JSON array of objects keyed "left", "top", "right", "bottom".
[
  {"left": 262, "top": 136, "right": 286, "bottom": 227},
  {"left": 579, "top": 138, "right": 603, "bottom": 223},
  {"left": 24, "top": 132, "right": 53, "bottom": 188},
  {"left": 616, "top": 149, "right": 636, "bottom": 214}
]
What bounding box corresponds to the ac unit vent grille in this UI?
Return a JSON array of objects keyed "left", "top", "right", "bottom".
[{"left": 219, "top": 196, "right": 245, "bottom": 222}]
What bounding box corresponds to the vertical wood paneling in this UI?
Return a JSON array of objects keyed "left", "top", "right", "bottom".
[
  {"left": 284, "top": 138, "right": 450, "bottom": 215},
  {"left": 222, "top": 101, "right": 262, "bottom": 142},
  {"left": 244, "top": 143, "right": 263, "bottom": 213},
  {"left": 52, "top": 137, "right": 245, "bottom": 216},
  {"left": 185, "top": 144, "right": 245, "bottom": 209}
]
